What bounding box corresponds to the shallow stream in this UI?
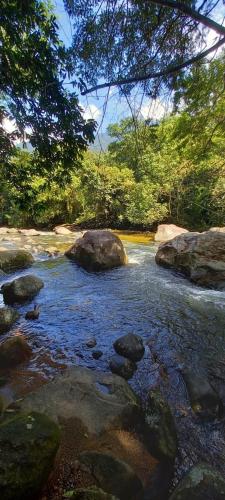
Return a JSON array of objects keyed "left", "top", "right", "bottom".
[{"left": 1, "top": 233, "right": 225, "bottom": 482}]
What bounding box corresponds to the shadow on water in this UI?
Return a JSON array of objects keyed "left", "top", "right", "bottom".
[{"left": 1, "top": 241, "right": 225, "bottom": 480}]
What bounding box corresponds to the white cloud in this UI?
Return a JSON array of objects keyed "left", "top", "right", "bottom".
[
  {"left": 140, "top": 98, "right": 171, "bottom": 121},
  {"left": 82, "top": 104, "right": 101, "bottom": 120}
]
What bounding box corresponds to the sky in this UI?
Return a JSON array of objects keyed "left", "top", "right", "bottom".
[
  {"left": 4, "top": 0, "right": 225, "bottom": 140},
  {"left": 53, "top": 0, "right": 225, "bottom": 136}
]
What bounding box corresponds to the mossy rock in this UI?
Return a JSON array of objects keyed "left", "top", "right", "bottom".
[
  {"left": 169, "top": 463, "right": 225, "bottom": 500},
  {"left": 1, "top": 275, "right": 44, "bottom": 305},
  {"left": 0, "top": 250, "right": 34, "bottom": 274},
  {"left": 144, "top": 389, "right": 177, "bottom": 461},
  {"left": 0, "top": 412, "right": 60, "bottom": 500},
  {"left": 67, "top": 486, "right": 118, "bottom": 499},
  {"left": 0, "top": 307, "right": 20, "bottom": 334}
]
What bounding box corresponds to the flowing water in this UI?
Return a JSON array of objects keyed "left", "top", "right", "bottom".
[{"left": 1, "top": 234, "right": 225, "bottom": 482}]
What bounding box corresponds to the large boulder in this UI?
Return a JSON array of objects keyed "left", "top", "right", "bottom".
[
  {"left": 0, "top": 412, "right": 60, "bottom": 500},
  {"left": 109, "top": 354, "right": 137, "bottom": 380},
  {"left": 209, "top": 227, "right": 225, "bottom": 233},
  {"left": 18, "top": 228, "right": 40, "bottom": 236},
  {"left": 0, "top": 307, "right": 19, "bottom": 334},
  {"left": 65, "top": 231, "right": 127, "bottom": 271},
  {"left": 144, "top": 389, "right": 177, "bottom": 462},
  {"left": 79, "top": 451, "right": 143, "bottom": 500},
  {"left": 0, "top": 336, "right": 32, "bottom": 368},
  {"left": 1, "top": 274, "right": 44, "bottom": 304},
  {"left": 20, "top": 366, "right": 142, "bottom": 434},
  {"left": 154, "top": 224, "right": 189, "bottom": 242},
  {"left": 113, "top": 333, "right": 145, "bottom": 362},
  {"left": 155, "top": 231, "right": 225, "bottom": 288},
  {"left": 0, "top": 250, "right": 34, "bottom": 273},
  {"left": 54, "top": 225, "right": 72, "bottom": 235},
  {"left": 169, "top": 463, "right": 225, "bottom": 500}
]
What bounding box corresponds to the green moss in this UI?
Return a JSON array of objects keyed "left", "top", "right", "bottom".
[
  {"left": 0, "top": 251, "right": 34, "bottom": 273},
  {"left": 67, "top": 486, "right": 117, "bottom": 499}
]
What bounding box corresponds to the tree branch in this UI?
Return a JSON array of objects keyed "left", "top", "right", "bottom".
[
  {"left": 81, "top": 36, "right": 225, "bottom": 95},
  {"left": 147, "top": 0, "right": 225, "bottom": 36}
]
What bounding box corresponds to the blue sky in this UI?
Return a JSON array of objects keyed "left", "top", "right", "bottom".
[{"left": 53, "top": 0, "right": 225, "bottom": 134}]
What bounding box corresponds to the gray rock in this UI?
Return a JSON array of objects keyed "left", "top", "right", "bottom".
[
  {"left": 155, "top": 224, "right": 189, "bottom": 242},
  {"left": 109, "top": 354, "right": 137, "bottom": 380},
  {"left": 79, "top": 451, "right": 143, "bottom": 500},
  {"left": 1, "top": 274, "right": 44, "bottom": 304},
  {"left": 155, "top": 231, "right": 225, "bottom": 289},
  {"left": 169, "top": 463, "right": 225, "bottom": 500},
  {"left": 0, "top": 336, "right": 32, "bottom": 368},
  {"left": 0, "top": 307, "right": 19, "bottom": 334},
  {"left": 144, "top": 389, "right": 177, "bottom": 461},
  {"left": 181, "top": 368, "right": 223, "bottom": 420},
  {"left": 65, "top": 230, "right": 127, "bottom": 271},
  {"left": 0, "top": 250, "right": 34, "bottom": 273},
  {"left": 20, "top": 366, "right": 142, "bottom": 435},
  {"left": 114, "top": 333, "right": 145, "bottom": 362},
  {"left": 0, "top": 412, "right": 60, "bottom": 500}
]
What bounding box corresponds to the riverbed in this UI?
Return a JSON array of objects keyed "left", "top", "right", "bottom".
[{"left": 1, "top": 232, "right": 225, "bottom": 484}]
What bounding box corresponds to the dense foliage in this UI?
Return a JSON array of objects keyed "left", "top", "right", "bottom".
[
  {"left": 1, "top": 50, "right": 224, "bottom": 230},
  {"left": 0, "top": 0, "right": 95, "bottom": 178}
]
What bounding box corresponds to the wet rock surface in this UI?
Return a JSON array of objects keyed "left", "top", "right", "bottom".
[
  {"left": 79, "top": 451, "right": 143, "bottom": 500},
  {"left": 181, "top": 367, "right": 223, "bottom": 420},
  {"left": 65, "top": 231, "right": 127, "bottom": 271},
  {"left": 169, "top": 463, "right": 225, "bottom": 500},
  {"left": 0, "top": 307, "right": 19, "bottom": 334},
  {"left": 0, "top": 336, "right": 32, "bottom": 368},
  {"left": 69, "top": 487, "right": 117, "bottom": 499},
  {"left": 155, "top": 231, "right": 225, "bottom": 288},
  {"left": 0, "top": 250, "right": 34, "bottom": 273},
  {"left": 0, "top": 412, "right": 60, "bottom": 500},
  {"left": 113, "top": 333, "right": 145, "bottom": 362},
  {"left": 1, "top": 274, "right": 44, "bottom": 304},
  {"left": 109, "top": 354, "right": 137, "bottom": 380}
]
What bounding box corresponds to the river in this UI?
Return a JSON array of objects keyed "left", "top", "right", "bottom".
[{"left": 1, "top": 233, "right": 225, "bottom": 483}]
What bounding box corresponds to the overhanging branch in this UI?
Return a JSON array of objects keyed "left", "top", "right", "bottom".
[{"left": 81, "top": 36, "right": 225, "bottom": 95}]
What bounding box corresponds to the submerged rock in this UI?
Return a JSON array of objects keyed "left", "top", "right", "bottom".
[
  {"left": 1, "top": 275, "right": 44, "bottom": 304},
  {"left": 181, "top": 368, "right": 223, "bottom": 420},
  {"left": 109, "top": 354, "right": 137, "bottom": 380},
  {"left": 86, "top": 337, "right": 97, "bottom": 348},
  {"left": 69, "top": 487, "right": 117, "bottom": 499},
  {"left": 65, "top": 230, "right": 127, "bottom": 271},
  {"left": 0, "top": 307, "right": 19, "bottom": 334},
  {"left": 79, "top": 451, "right": 143, "bottom": 500},
  {"left": 144, "top": 389, "right": 177, "bottom": 462},
  {"left": 0, "top": 336, "right": 32, "bottom": 368},
  {"left": 92, "top": 350, "right": 103, "bottom": 360},
  {"left": 155, "top": 224, "right": 189, "bottom": 242},
  {"left": 155, "top": 231, "right": 225, "bottom": 289},
  {"left": 20, "top": 366, "right": 141, "bottom": 435},
  {"left": 0, "top": 250, "right": 34, "bottom": 273},
  {"left": 169, "top": 463, "right": 225, "bottom": 500},
  {"left": 113, "top": 333, "right": 145, "bottom": 362},
  {"left": 0, "top": 412, "right": 60, "bottom": 500}
]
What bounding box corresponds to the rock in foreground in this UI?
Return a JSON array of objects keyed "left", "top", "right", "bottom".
[
  {"left": 114, "top": 333, "right": 145, "bottom": 362},
  {"left": 0, "top": 336, "right": 32, "bottom": 368},
  {"left": 0, "top": 250, "right": 34, "bottom": 274},
  {"left": 20, "top": 366, "right": 141, "bottom": 434},
  {"left": 65, "top": 231, "right": 127, "bottom": 271},
  {"left": 1, "top": 275, "right": 44, "bottom": 304},
  {"left": 0, "top": 412, "right": 60, "bottom": 500},
  {"left": 79, "top": 451, "right": 143, "bottom": 500},
  {"left": 155, "top": 224, "right": 189, "bottom": 242},
  {"left": 169, "top": 463, "right": 225, "bottom": 500},
  {"left": 155, "top": 231, "right": 225, "bottom": 289},
  {"left": 0, "top": 307, "right": 19, "bottom": 334}
]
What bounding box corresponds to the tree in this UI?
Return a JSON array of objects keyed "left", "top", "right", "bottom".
[
  {"left": 64, "top": 0, "right": 225, "bottom": 97},
  {"left": 0, "top": 0, "right": 96, "bottom": 178}
]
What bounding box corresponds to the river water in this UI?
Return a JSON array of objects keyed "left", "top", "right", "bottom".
[{"left": 1, "top": 235, "right": 225, "bottom": 482}]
